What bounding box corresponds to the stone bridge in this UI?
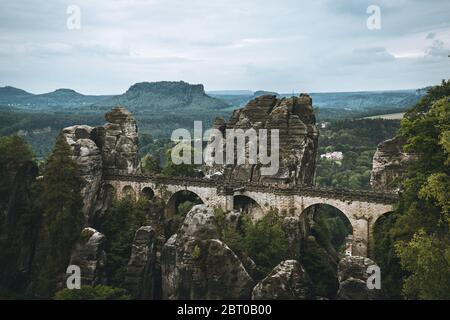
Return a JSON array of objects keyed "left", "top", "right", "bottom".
[{"left": 103, "top": 174, "right": 398, "bottom": 257}]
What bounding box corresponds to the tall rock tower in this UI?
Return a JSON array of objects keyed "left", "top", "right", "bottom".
[
  {"left": 204, "top": 94, "right": 319, "bottom": 186},
  {"left": 62, "top": 106, "right": 140, "bottom": 222}
]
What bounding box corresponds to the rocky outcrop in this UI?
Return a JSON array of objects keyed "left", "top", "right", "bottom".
[
  {"left": 93, "top": 107, "right": 141, "bottom": 175},
  {"left": 69, "top": 227, "right": 107, "bottom": 286},
  {"left": 337, "top": 256, "right": 382, "bottom": 300},
  {"left": 61, "top": 106, "right": 140, "bottom": 221},
  {"left": 252, "top": 260, "right": 314, "bottom": 300},
  {"left": 282, "top": 216, "right": 307, "bottom": 261},
  {"left": 161, "top": 205, "right": 254, "bottom": 300},
  {"left": 371, "top": 136, "right": 416, "bottom": 193},
  {"left": 62, "top": 125, "right": 103, "bottom": 222},
  {"left": 204, "top": 94, "right": 319, "bottom": 185},
  {"left": 124, "top": 226, "right": 161, "bottom": 299}
]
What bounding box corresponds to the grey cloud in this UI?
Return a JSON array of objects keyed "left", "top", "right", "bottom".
[
  {"left": 0, "top": 0, "right": 449, "bottom": 94},
  {"left": 426, "top": 32, "right": 436, "bottom": 39},
  {"left": 426, "top": 39, "right": 450, "bottom": 58},
  {"left": 349, "top": 47, "right": 396, "bottom": 65}
]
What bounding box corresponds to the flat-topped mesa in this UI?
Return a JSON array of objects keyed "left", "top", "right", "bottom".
[
  {"left": 61, "top": 106, "right": 140, "bottom": 222},
  {"left": 205, "top": 93, "right": 319, "bottom": 186}
]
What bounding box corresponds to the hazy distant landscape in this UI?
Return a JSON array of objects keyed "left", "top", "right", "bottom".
[{"left": 0, "top": 81, "right": 424, "bottom": 157}]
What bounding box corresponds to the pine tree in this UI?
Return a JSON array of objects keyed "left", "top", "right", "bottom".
[{"left": 33, "top": 134, "right": 84, "bottom": 298}]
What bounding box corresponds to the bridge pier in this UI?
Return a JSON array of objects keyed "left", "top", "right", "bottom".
[
  {"left": 350, "top": 218, "right": 369, "bottom": 257},
  {"left": 225, "top": 195, "right": 234, "bottom": 211}
]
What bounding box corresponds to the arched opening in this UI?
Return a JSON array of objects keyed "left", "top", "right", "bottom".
[
  {"left": 140, "top": 187, "right": 155, "bottom": 200},
  {"left": 302, "top": 204, "right": 353, "bottom": 255},
  {"left": 233, "top": 195, "right": 263, "bottom": 220},
  {"left": 299, "top": 203, "right": 353, "bottom": 299},
  {"left": 122, "top": 185, "right": 136, "bottom": 201},
  {"left": 373, "top": 211, "right": 395, "bottom": 263},
  {"left": 165, "top": 190, "right": 204, "bottom": 236}
]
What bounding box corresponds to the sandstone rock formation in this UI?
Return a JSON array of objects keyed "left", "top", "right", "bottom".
[
  {"left": 252, "top": 260, "right": 315, "bottom": 300},
  {"left": 282, "top": 216, "right": 307, "bottom": 261},
  {"left": 93, "top": 107, "right": 141, "bottom": 175},
  {"left": 69, "top": 227, "right": 107, "bottom": 286},
  {"left": 371, "top": 136, "right": 416, "bottom": 192},
  {"left": 62, "top": 125, "right": 103, "bottom": 222},
  {"left": 204, "top": 94, "right": 319, "bottom": 185},
  {"left": 336, "top": 256, "right": 382, "bottom": 300},
  {"left": 62, "top": 106, "right": 140, "bottom": 221},
  {"left": 124, "top": 226, "right": 161, "bottom": 299},
  {"left": 161, "top": 205, "right": 254, "bottom": 300}
]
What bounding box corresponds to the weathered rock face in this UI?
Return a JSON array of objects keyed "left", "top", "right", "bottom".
[
  {"left": 124, "top": 226, "right": 161, "bottom": 299},
  {"left": 161, "top": 205, "right": 254, "bottom": 300},
  {"left": 252, "top": 260, "right": 315, "bottom": 300},
  {"left": 177, "top": 205, "right": 220, "bottom": 240},
  {"left": 69, "top": 227, "right": 107, "bottom": 286},
  {"left": 62, "top": 125, "right": 103, "bottom": 222},
  {"left": 282, "top": 215, "right": 308, "bottom": 261},
  {"left": 93, "top": 107, "right": 140, "bottom": 175},
  {"left": 337, "top": 256, "right": 382, "bottom": 300},
  {"left": 61, "top": 106, "right": 140, "bottom": 221},
  {"left": 371, "top": 136, "right": 416, "bottom": 193},
  {"left": 204, "top": 94, "right": 319, "bottom": 185}
]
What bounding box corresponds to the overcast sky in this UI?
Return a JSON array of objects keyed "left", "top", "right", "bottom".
[{"left": 0, "top": 0, "right": 449, "bottom": 94}]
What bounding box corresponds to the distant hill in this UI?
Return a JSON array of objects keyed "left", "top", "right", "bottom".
[
  {"left": 0, "top": 83, "right": 428, "bottom": 158},
  {"left": 210, "top": 89, "right": 424, "bottom": 118},
  {"left": 91, "top": 81, "right": 229, "bottom": 112},
  {"left": 253, "top": 90, "right": 279, "bottom": 97},
  {"left": 0, "top": 86, "right": 34, "bottom": 98},
  {"left": 0, "top": 86, "right": 111, "bottom": 109}
]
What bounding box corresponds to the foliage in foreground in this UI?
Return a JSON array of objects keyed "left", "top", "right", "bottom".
[
  {"left": 374, "top": 80, "right": 450, "bottom": 300},
  {"left": 32, "top": 134, "right": 84, "bottom": 298},
  {"left": 54, "top": 285, "right": 130, "bottom": 300},
  {"left": 96, "top": 198, "right": 148, "bottom": 287},
  {"left": 214, "top": 209, "right": 289, "bottom": 276}
]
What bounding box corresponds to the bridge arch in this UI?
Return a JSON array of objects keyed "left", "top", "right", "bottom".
[
  {"left": 373, "top": 210, "right": 395, "bottom": 227},
  {"left": 122, "top": 185, "right": 136, "bottom": 201},
  {"left": 301, "top": 203, "right": 353, "bottom": 255},
  {"left": 140, "top": 186, "right": 155, "bottom": 200},
  {"left": 298, "top": 200, "right": 369, "bottom": 256},
  {"left": 233, "top": 195, "right": 264, "bottom": 221},
  {"left": 165, "top": 189, "right": 205, "bottom": 236}
]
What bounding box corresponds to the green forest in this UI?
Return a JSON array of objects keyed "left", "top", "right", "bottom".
[{"left": 316, "top": 119, "right": 400, "bottom": 189}]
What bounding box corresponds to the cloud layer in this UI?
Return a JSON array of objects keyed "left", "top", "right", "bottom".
[{"left": 0, "top": 0, "right": 449, "bottom": 94}]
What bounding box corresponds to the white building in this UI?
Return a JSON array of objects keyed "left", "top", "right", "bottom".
[{"left": 320, "top": 151, "right": 344, "bottom": 161}]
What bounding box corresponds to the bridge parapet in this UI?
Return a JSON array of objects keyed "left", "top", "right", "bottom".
[{"left": 103, "top": 173, "right": 398, "bottom": 205}]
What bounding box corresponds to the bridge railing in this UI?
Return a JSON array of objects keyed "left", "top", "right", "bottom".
[{"left": 103, "top": 172, "right": 399, "bottom": 204}]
